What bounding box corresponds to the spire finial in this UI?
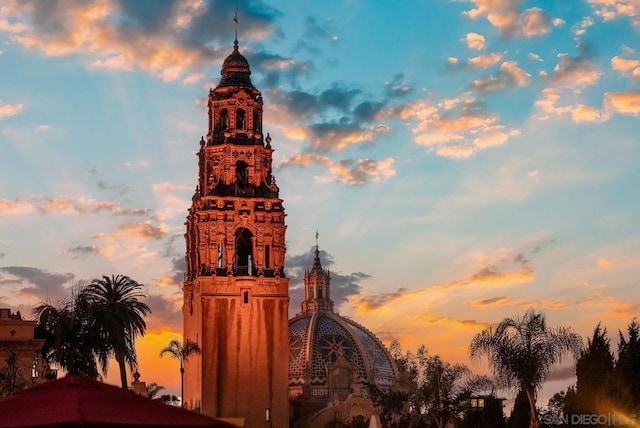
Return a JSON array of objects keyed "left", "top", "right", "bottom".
[
  {"left": 315, "top": 229, "right": 319, "bottom": 250},
  {"left": 233, "top": 8, "right": 239, "bottom": 50}
]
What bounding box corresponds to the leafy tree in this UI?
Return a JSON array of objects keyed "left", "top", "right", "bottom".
[
  {"left": 147, "top": 382, "right": 165, "bottom": 399},
  {"left": 420, "top": 354, "right": 493, "bottom": 428},
  {"left": 568, "top": 323, "right": 615, "bottom": 415},
  {"left": 159, "top": 393, "right": 181, "bottom": 405},
  {"left": 508, "top": 389, "right": 532, "bottom": 428},
  {"left": 0, "top": 343, "right": 31, "bottom": 397},
  {"left": 83, "top": 274, "right": 151, "bottom": 388},
  {"left": 160, "top": 339, "right": 201, "bottom": 408},
  {"left": 469, "top": 309, "right": 582, "bottom": 428},
  {"left": 34, "top": 295, "right": 105, "bottom": 378},
  {"left": 613, "top": 318, "right": 640, "bottom": 413},
  {"left": 370, "top": 341, "right": 494, "bottom": 428}
]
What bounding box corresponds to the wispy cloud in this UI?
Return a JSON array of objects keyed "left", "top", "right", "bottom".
[
  {"left": 471, "top": 61, "right": 531, "bottom": 93},
  {"left": 0, "top": 196, "right": 155, "bottom": 218},
  {"left": 398, "top": 96, "right": 519, "bottom": 158},
  {"left": 587, "top": 0, "right": 640, "bottom": 27},
  {"left": 465, "top": 296, "right": 567, "bottom": 310},
  {"left": 2, "top": 0, "right": 280, "bottom": 82},
  {"left": 0, "top": 101, "right": 23, "bottom": 119},
  {"left": 280, "top": 155, "right": 395, "bottom": 186},
  {"left": 0, "top": 266, "right": 75, "bottom": 302},
  {"left": 464, "top": 32, "right": 486, "bottom": 50},
  {"left": 604, "top": 90, "right": 640, "bottom": 115},
  {"left": 463, "top": 1, "right": 557, "bottom": 37}
]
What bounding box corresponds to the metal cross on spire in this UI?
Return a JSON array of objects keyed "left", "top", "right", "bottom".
[
  {"left": 315, "top": 229, "right": 319, "bottom": 249},
  {"left": 233, "top": 8, "right": 239, "bottom": 48}
]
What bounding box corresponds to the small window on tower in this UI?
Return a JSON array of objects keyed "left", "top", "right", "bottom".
[
  {"left": 236, "top": 109, "right": 246, "bottom": 130},
  {"left": 235, "top": 161, "right": 248, "bottom": 188},
  {"left": 265, "top": 245, "right": 270, "bottom": 269},
  {"left": 243, "top": 290, "right": 249, "bottom": 304},
  {"left": 220, "top": 109, "right": 228, "bottom": 130},
  {"left": 217, "top": 243, "right": 223, "bottom": 268}
]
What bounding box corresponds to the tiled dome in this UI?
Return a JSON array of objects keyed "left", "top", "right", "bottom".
[
  {"left": 288, "top": 240, "right": 397, "bottom": 399},
  {"left": 289, "top": 311, "right": 396, "bottom": 389}
]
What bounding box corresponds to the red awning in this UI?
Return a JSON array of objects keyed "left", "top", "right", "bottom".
[{"left": 0, "top": 375, "right": 235, "bottom": 427}]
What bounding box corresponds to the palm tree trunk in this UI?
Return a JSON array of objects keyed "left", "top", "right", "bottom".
[
  {"left": 180, "top": 365, "right": 185, "bottom": 408},
  {"left": 115, "top": 351, "right": 128, "bottom": 389},
  {"left": 525, "top": 387, "right": 539, "bottom": 428}
]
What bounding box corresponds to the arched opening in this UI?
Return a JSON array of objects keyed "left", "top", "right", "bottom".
[
  {"left": 318, "top": 286, "right": 323, "bottom": 299},
  {"left": 236, "top": 109, "right": 246, "bottom": 130},
  {"left": 234, "top": 228, "right": 253, "bottom": 275},
  {"left": 253, "top": 110, "right": 260, "bottom": 132},
  {"left": 332, "top": 367, "right": 351, "bottom": 390},
  {"left": 219, "top": 109, "right": 228, "bottom": 130},
  {"left": 235, "top": 161, "right": 248, "bottom": 188}
]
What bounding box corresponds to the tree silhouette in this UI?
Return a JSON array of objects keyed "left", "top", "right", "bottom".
[
  {"left": 160, "top": 339, "right": 201, "bottom": 408},
  {"left": 34, "top": 294, "right": 104, "bottom": 378},
  {"left": 83, "top": 275, "right": 151, "bottom": 388},
  {"left": 469, "top": 309, "right": 582, "bottom": 428}
]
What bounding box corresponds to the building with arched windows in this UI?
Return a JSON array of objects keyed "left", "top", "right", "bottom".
[
  {"left": 182, "top": 37, "right": 289, "bottom": 428},
  {"left": 288, "top": 242, "right": 397, "bottom": 427},
  {"left": 182, "top": 38, "right": 396, "bottom": 428}
]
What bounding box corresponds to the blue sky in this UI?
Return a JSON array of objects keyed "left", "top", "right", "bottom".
[{"left": 1, "top": 0, "right": 639, "bottom": 404}]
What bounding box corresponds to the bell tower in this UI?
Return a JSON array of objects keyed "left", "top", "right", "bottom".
[{"left": 182, "top": 37, "right": 289, "bottom": 427}]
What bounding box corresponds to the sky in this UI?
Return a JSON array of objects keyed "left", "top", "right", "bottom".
[{"left": 1, "top": 0, "right": 639, "bottom": 407}]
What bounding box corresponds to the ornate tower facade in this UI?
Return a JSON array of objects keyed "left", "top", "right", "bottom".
[{"left": 182, "top": 39, "right": 289, "bottom": 427}]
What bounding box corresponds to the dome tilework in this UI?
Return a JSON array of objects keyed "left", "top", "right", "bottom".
[
  {"left": 288, "top": 312, "right": 396, "bottom": 389},
  {"left": 344, "top": 319, "right": 396, "bottom": 387},
  {"left": 289, "top": 317, "right": 309, "bottom": 384}
]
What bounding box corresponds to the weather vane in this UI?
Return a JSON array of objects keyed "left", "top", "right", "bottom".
[{"left": 233, "top": 8, "right": 239, "bottom": 46}]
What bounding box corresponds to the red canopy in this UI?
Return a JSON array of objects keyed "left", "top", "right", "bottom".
[{"left": 0, "top": 375, "right": 235, "bottom": 427}]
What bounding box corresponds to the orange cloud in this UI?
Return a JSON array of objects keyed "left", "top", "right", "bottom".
[
  {"left": 465, "top": 296, "right": 512, "bottom": 309},
  {"left": 329, "top": 158, "right": 396, "bottom": 185},
  {"left": 463, "top": 1, "right": 556, "bottom": 37},
  {"left": 604, "top": 90, "right": 640, "bottom": 115},
  {"left": 534, "top": 88, "right": 609, "bottom": 123},
  {"left": 587, "top": 0, "right": 640, "bottom": 27},
  {"left": 280, "top": 154, "right": 395, "bottom": 186},
  {"left": 464, "top": 32, "right": 486, "bottom": 50},
  {"left": 415, "top": 313, "right": 490, "bottom": 329},
  {"left": 103, "top": 222, "right": 166, "bottom": 241},
  {"left": 280, "top": 153, "right": 332, "bottom": 168},
  {"left": 401, "top": 96, "right": 519, "bottom": 158},
  {"left": 597, "top": 259, "right": 612, "bottom": 270},
  {"left": 611, "top": 55, "right": 640, "bottom": 77},
  {"left": 0, "top": 196, "right": 156, "bottom": 218},
  {"left": 579, "top": 292, "right": 640, "bottom": 316},
  {"left": 468, "top": 53, "right": 502, "bottom": 69},
  {"left": 3, "top": 0, "right": 225, "bottom": 82},
  {"left": 0, "top": 101, "right": 23, "bottom": 119}
]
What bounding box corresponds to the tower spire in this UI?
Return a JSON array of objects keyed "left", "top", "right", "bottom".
[{"left": 233, "top": 8, "right": 239, "bottom": 50}]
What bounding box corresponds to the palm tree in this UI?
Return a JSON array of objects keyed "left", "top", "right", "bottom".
[
  {"left": 469, "top": 309, "right": 582, "bottom": 428},
  {"left": 34, "top": 295, "right": 105, "bottom": 378},
  {"left": 83, "top": 275, "right": 151, "bottom": 388},
  {"left": 160, "top": 339, "right": 201, "bottom": 408}
]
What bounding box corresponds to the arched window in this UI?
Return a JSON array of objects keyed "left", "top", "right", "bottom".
[
  {"left": 253, "top": 110, "right": 260, "bottom": 132},
  {"left": 332, "top": 367, "right": 351, "bottom": 390},
  {"left": 318, "top": 286, "right": 323, "bottom": 299},
  {"left": 219, "top": 109, "right": 228, "bottom": 130},
  {"left": 234, "top": 228, "right": 253, "bottom": 275},
  {"left": 236, "top": 109, "right": 246, "bottom": 130},
  {"left": 235, "top": 161, "right": 248, "bottom": 188}
]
